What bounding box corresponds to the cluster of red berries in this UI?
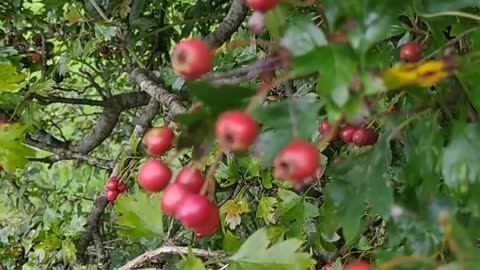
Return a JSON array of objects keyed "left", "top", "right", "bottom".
[
  {"left": 137, "top": 126, "right": 220, "bottom": 237},
  {"left": 319, "top": 120, "right": 379, "bottom": 147},
  {"left": 105, "top": 177, "right": 128, "bottom": 202},
  {"left": 325, "top": 261, "right": 373, "bottom": 270},
  {"left": 216, "top": 110, "right": 320, "bottom": 183}
]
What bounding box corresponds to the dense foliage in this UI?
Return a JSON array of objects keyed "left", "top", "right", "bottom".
[{"left": 1, "top": 0, "right": 480, "bottom": 269}]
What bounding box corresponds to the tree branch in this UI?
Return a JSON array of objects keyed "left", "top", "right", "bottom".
[
  {"left": 119, "top": 246, "right": 225, "bottom": 270},
  {"left": 31, "top": 93, "right": 105, "bottom": 106},
  {"left": 205, "top": 0, "right": 249, "bottom": 49}
]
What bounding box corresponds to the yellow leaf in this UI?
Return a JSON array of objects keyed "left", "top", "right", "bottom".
[{"left": 382, "top": 60, "right": 452, "bottom": 89}]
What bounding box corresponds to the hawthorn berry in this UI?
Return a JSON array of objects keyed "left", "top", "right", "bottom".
[
  {"left": 319, "top": 120, "right": 332, "bottom": 135},
  {"left": 246, "top": 0, "right": 279, "bottom": 12},
  {"left": 215, "top": 111, "right": 258, "bottom": 152},
  {"left": 175, "top": 194, "right": 213, "bottom": 228},
  {"left": 400, "top": 42, "right": 422, "bottom": 62},
  {"left": 172, "top": 39, "right": 213, "bottom": 80},
  {"left": 175, "top": 167, "right": 204, "bottom": 193},
  {"left": 274, "top": 140, "right": 319, "bottom": 181},
  {"left": 161, "top": 183, "right": 191, "bottom": 216},
  {"left": 325, "top": 263, "right": 334, "bottom": 270},
  {"left": 352, "top": 127, "right": 379, "bottom": 146},
  {"left": 117, "top": 182, "right": 128, "bottom": 193},
  {"left": 339, "top": 126, "right": 358, "bottom": 144},
  {"left": 333, "top": 157, "right": 344, "bottom": 164},
  {"left": 330, "top": 30, "right": 347, "bottom": 43},
  {"left": 142, "top": 126, "right": 175, "bottom": 156},
  {"left": 31, "top": 52, "right": 42, "bottom": 63},
  {"left": 106, "top": 177, "right": 119, "bottom": 191},
  {"left": 106, "top": 189, "right": 119, "bottom": 202},
  {"left": 195, "top": 205, "right": 220, "bottom": 237},
  {"left": 138, "top": 159, "right": 172, "bottom": 192},
  {"left": 344, "top": 262, "right": 374, "bottom": 270}
]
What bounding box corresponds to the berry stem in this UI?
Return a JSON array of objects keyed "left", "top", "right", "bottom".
[
  {"left": 214, "top": 39, "right": 272, "bottom": 55},
  {"left": 376, "top": 256, "right": 434, "bottom": 270},
  {"left": 200, "top": 150, "right": 224, "bottom": 200},
  {"left": 316, "top": 114, "right": 344, "bottom": 150},
  {"left": 245, "top": 74, "right": 291, "bottom": 114}
]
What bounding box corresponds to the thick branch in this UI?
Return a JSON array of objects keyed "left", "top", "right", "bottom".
[
  {"left": 130, "top": 69, "right": 186, "bottom": 117},
  {"left": 119, "top": 246, "right": 225, "bottom": 270},
  {"left": 31, "top": 93, "right": 105, "bottom": 106},
  {"left": 205, "top": 0, "right": 249, "bottom": 49}
]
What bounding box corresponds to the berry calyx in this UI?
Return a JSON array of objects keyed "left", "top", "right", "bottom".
[
  {"left": 117, "top": 182, "right": 128, "bottom": 193},
  {"left": 106, "top": 177, "right": 119, "bottom": 191},
  {"left": 352, "top": 128, "right": 379, "bottom": 146},
  {"left": 161, "top": 184, "right": 191, "bottom": 217},
  {"left": 31, "top": 52, "right": 42, "bottom": 63},
  {"left": 246, "top": 0, "right": 279, "bottom": 12},
  {"left": 172, "top": 39, "right": 213, "bottom": 80},
  {"left": 175, "top": 167, "right": 204, "bottom": 193},
  {"left": 274, "top": 141, "right": 319, "bottom": 181},
  {"left": 319, "top": 120, "right": 332, "bottom": 135},
  {"left": 195, "top": 205, "right": 220, "bottom": 237},
  {"left": 215, "top": 111, "right": 258, "bottom": 152},
  {"left": 138, "top": 159, "right": 172, "bottom": 193},
  {"left": 142, "top": 126, "right": 175, "bottom": 156},
  {"left": 400, "top": 42, "right": 422, "bottom": 62},
  {"left": 339, "top": 126, "right": 358, "bottom": 144},
  {"left": 344, "top": 262, "right": 375, "bottom": 270},
  {"left": 106, "top": 189, "right": 119, "bottom": 202},
  {"left": 175, "top": 194, "right": 213, "bottom": 228}
]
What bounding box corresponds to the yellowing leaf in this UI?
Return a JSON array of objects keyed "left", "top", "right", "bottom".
[
  {"left": 221, "top": 197, "right": 249, "bottom": 230},
  {"left": 0, "top": 123, "right": 36, "bottom": 171},
  {"left": 383, "top": 60, "right": 452, "bottom": 89},
  {"left": 256, "top": 196, "right": 277, "bottom": 225},
  {"left": 0, "top": 64, "right": 26, "bottom": 93},
  {"left": 64, "top": 8, "right": 84, "bottom": 24},
  {"left": 229, "top": 228, "right": 316, "bottom": 270}
]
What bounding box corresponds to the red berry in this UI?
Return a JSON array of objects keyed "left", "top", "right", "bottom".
[
  {"left": 344, "top": 262, "right": 374, "bottom": 270},
  {"left": 195, "top": 205, "right": 220, "bottom": 237},
  {"left": 117, "top": 182, "right": 128, "bottom": 193},
  {"left": 333, "top": 157, "right": 344, "bottom": 164},
  {"left": 0, "top": 120, "right": 8, "bottom": 125},
  {"left": 31, "top": 52, "right": 42, "bottom": 63},
  {"left": 352, "top": 128, "right": 379, "bottom": 146},
  {"left": 142, "top": 126, "right": 175, "bottom": 156},
  {"left": 331, "top": 31, "right": 347, "bottom": 43},
  {"left": 106, "top": 177, "right": 119, "bottom": 191},
  {"left": 215, "top": 111, "right": 258, "bottom": 152},
  {"left": 274, "top": 141, "right": 319, "bottom": 181},
  {"left": 175, "top": 167, "right": 204, "bottom": 193},
  {"left": 172, "top": 39, "right": 213, "bottom": 80},
  {"left": 325, "top": 263, "right": 334, "bottom": 270},
  {"left": 339, "top": 126, "right": 358, "bottom": 144},
  {"left": 400, "top": 42, "right": 422, "bottom": 62},
  {"left": 246, "top": 0, "right": 279, "bottom": 12},
  {"left": 175, "top": 194, "right": 213, "bottom": 228},
  {"left": 161, "top": 184, "right": 191, "bottom": 216},
  {"left": 106, "top": 189, "right": 119, "bottom": 202},
  {"left": 138, "top": 159, "right": 172, "bottom": 192},
  {"left": 319, "top": 120, "right": 332, "bottom": 135}
]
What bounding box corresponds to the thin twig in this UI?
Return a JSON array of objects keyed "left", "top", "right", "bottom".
[{"left": 88, "top": 0, "right": 110, "bottom": 21}]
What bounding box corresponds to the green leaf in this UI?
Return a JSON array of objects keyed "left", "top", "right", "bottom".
[
  {"left": 179, "top": 250, "right": 206, "bottom": 270},
  {"left": 256, "top": 196, "right": 278, "bottom": 225},
  {"left": 442, "top": 123, "right": 480, "bottom": 189},
  {"left": 94, "top": 24, "right": 118, "bottom": 41},
  {"left": 223, "top": 230, "right": 245, "bottom": 253},
  {"left": 280, "top": 18, "right": 328, "bottom": 57},
  {"left": 0, "top": 63, "right": 26, "bottom": 93},
  {"left": 276, "top": 190, "right": 319, "bottom": 237},
  {"left": 174, "top": 109, "right": 215, "bottom": 149},
  {"left": 61, "top": 239, "right": 76, "bottom": 265},
  {"left": 415, "top": 0, "right": 479, "bottom": 13},
  {"left": 229, "top": 228, "right": 316, "bottom": 270},
  {"left": 187, "top": 81, "right": 256, "bottom": 115},
  {"left": 0, "top": 123, "right": 36, "bottom": 170},
  {"left": 265, "top": 3, "right": 288, "bottom": 39},
  {"left": 114, "top": 193, "right": 164, "bottom": 239}
]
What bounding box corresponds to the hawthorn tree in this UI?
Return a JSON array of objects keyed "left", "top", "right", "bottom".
[{"left": 1, "top": 0, "right": 480, "bottom": 269}]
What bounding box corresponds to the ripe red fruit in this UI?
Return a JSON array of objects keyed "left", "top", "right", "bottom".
[
  {"left": 274, "top": 141, "right": 319, "bottom": 181},
  {"left": 246, "top": 0, "right": 279, "bottom": 12},
  {"left": 215, "top": 111, "right": 258, "bottom": 152},
  {"left": 106, "top": 177, "right": 119, "bottom": 191},
  {"left": 400, "top": 42, "right": 422, "bottom": 62},
  {"left": 352, "top": 128, "right": 379, "bottom": 146},
  {"left": 195, "top": 206, "right": 220, "bottom": 237},
  {"left": 142, "top": 126, "right": 175, "bottom": 156},
  {"left": 319, "top": 120, "right": 332, "bottom": 135},
  {"left": 106, "top": 189, "right": 119, "bottom": 202},
  {"left": 344, "top": 262, "right": 374, "bottom": 270},
  {"left": 31, "top": 52, "right": 42, "bottom": 63},
  {"left": 138, "top": 159, "right": 172, "bottom": 192},
  {"left": 175, "top": 167, "right": 204, "bottom": 193},
  {"left": 339, "top": 126, "right": 358, "bottom": 144},
  {"left": 117, "top": 182, "right": 128, "bottom": 193},
  {"left": 172, "top": 39, "right": 213, "bottom": 80},
  {"left": 175, "top": 194, "right": 213, "bottom": 228},
  {"left": 161, "top": 184, "right": 191, "bottom": 216},
  {"left": 325, "top": 263, "right": 334, "bottom": 270}
]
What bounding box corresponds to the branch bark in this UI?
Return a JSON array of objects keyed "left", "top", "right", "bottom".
[
  {"left": 205, "top": 0, "right": 249, "bottom": 49},
  {"left": 119, "top": 246, "right": 225, "bottom": 270},
  {"left": 31, "top": 93, "right": 105, "bottom": 106}
]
